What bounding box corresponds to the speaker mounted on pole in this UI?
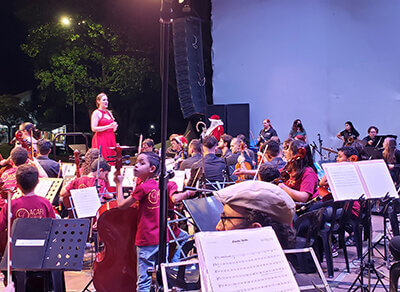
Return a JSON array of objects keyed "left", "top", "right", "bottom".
[{"left": 172, "top": 16, "right": 207, "bottom": 119}]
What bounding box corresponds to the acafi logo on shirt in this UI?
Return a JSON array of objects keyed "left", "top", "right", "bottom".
[
  {"left": 148, "top": 189, "right": 159, "bottom": 205},
  {"left": 16, "top": 208, "right": 45, "bottom": 218}
]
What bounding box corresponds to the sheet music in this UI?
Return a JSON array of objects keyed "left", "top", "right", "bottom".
[
  {"left": 34, "top": 179, "right": 54, "bottom": 198},
  {"left": 323, "top": 163, "right": 365, "bottom": 201},
  {"left": 108, "top": 166, "right": 136, "bottom": 188},
  {"left": 195, "top": 227, "right": 299, "bottom": 292},
  {"left": 61, "top": 163, "right": 76, "bottom": 177},
  {"left": 170, "top": 170, "right": 185, "bottom": 191},
  {"left": 357, "top": 160, "right": 398, "bottom": 198},
  {"left": 70, "top": 186, "right": 101, "bottom": 218}
]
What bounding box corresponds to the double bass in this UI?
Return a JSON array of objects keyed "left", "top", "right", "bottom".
[{"left": 93, "top": 144, "right": 138, "bottom": 292}]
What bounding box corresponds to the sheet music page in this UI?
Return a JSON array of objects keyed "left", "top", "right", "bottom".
[
  {"left": 322, "top": 162, "right": 366, "bottom": 201},
  {"left": 195, "top": 227, "right": 299, "bottom": 292},
  {"left": 61, "top": 163, "right": 76, "bottom": 177},
  {"left": 170, "top": 170, "right": 185, "bottom": 191},
  {"left": 357, "top": 160, "right": 398, "bottom": 199},
  {"left": 34, "top": 179, "right": 54, "bottom": 198},
  {"left": 108, "top": 166, "right": 136, "bottom": 188},
  {"left": 70, "top": 186, "right": 101, "bottom": 218}
]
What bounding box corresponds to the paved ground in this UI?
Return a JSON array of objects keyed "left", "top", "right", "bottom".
[{"left": 0, "top": 215, "right": 395, "bottom": 291}]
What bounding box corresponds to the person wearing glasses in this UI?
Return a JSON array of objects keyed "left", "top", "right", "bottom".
[{"left": 214, "top": 180, "right": 296, "bottom": 249}]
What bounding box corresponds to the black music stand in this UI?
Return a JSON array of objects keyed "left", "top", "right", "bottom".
[
  {"left": 183, "top": 196, "right": 223, "bottom": 231},
  {"left": 0, "top": 218, "right": 90, "bottom": 292}
]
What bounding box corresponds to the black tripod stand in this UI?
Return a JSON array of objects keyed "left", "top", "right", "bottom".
[{"left": 349, "top": 196, "right": 389, "bottom": 292}]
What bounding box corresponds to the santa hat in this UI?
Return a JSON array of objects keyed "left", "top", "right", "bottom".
[
  {"left": 209, "top": 114, "right": 221, "bottom": 121},
  {"left": 174, "top": 135, "right": 187, "bottom": 147}
]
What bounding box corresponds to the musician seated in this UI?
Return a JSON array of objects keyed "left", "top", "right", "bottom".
[
  {"left": 214, "top": 180, "right": 296, "bottom": 249},
  {"left": 186, "top": 136, "right": 225, "bottom": 188},
  {"left": 80, "top": 148, "right": 100, "bottom": 176},
  {"left": 36, "top": 139, "right": 62, "bottom": 178},
  {"left": 171, "top": 135, "right": 188, "bottom": 170},
  {"left": 0, "top": 164, "right": 56, "bottom": 231},
  {"left": 225, "top": 137, "right": 253, "bottom": 168},
  {"left": 1, "top": 147, "right": 29, "bottom": 192},
  {"left": 362, "top": 126, "right": 379, "bottom": 148},
  {"left": 233, "top": 140, "right": 285, "bottom": 178},
  {"left": 60, "top": 158, "right": 113, "bottom": 211},
  {"left": 0, "top": 164, "right": 55, "bottom": 292},
  {"left": 179, "top": 139, "right": 201, "bottom": 170},
  {"left": 278, "top": 140, "right": 319, "bottom": 203},
  {"left": 142, "top": 138, "right": 158, "bottom": 154},
  {"left": 215, "top": 134, "right": 232, "bottom": 158},
  {"left": 258, "top": 164, "right": 280, "bottom": 182}
]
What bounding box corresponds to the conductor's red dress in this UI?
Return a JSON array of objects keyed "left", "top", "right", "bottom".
[{"left": 92, "top": 109, "right": 116, "bottom": 162}]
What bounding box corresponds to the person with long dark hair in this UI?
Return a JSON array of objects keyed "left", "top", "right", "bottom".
[
  {"left": 289, "top": 119, "right": 307, "bottom": 142},
  {"left": 336, "top": 121, "right": 359, "bottom": 146},
  {"left": 383, "top": 137, "right": 400, "bottom": 186},
  {"left": 279, "top": 140, "right": 319, "bottom": 203}
]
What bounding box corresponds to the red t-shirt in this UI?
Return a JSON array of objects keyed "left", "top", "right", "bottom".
[
  {"left": 285, "top": 167, "right": 320, "bottom": 200},
  {"left": 1, "top": 167, "right": 18, "bottom": 191},
  {"left": 131, "top": 179, "right": 177, "bottom": 246},
  {"left": 65, "top": 176, "right": 108, "bottom": 197},
  {"left": 0, "top": 195, "right": 56, "bottom": 231}
]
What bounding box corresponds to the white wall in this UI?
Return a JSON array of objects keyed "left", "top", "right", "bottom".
[{"left": 211, "top": 0, "right": 400, "bottom": 149}]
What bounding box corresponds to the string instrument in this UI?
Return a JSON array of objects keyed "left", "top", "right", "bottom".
[
  {"left": 235, "top": 141, "right": 252, "bottom": 182},
  {"left": 272, "top": 147, "right": 307, "bottom": 185},
  {"left": 0, "top": 153, "right": 12, "bottom": 177},
  {"left": 345, "top": 136, "right": 355, "bottom": 146},
  {"left": 73, "top": 149, "right": 81, "bottom": 178},
  {"left": 93, "top": 143, "right": 139, "bottom": 292}
]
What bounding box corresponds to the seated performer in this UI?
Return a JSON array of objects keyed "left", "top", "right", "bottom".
[
  {"left": 216, "top": 134, "right": 232, "bottom": 158},
  {"left": 256, "top": 118, "right": 278, "bottom": 147},
  {"left": 60, "top": 158, "right": 113, "bottom": 211},
  {"left": 382, "top": 137, "right": 400, "bottom": 186},
  {"left": 279, "top": 140, "right": 319, "bottom": 203},
  {"left": 336, "top": 121, "right": 360, "bottom": 146},
  {"left": 80, "top": 148, "right": 100, "bottom": 176},
  {"left": 233, "top": 140, "right": 285, "bottom": 178},
  {"left": 114, "top": 151, "right": 178, "bottom": 292},
  {"left": 0, "top": 164, "right": 56, "bottom": 231},
  {"left": 289, "top": 119, "right": 307, "bottom": 142},
  {"left": 1, "top": 147, "right": 29, "bottom": 191},
  {"left": 142, "top": 138, "right": 158, "bottom": 154},
  {"left": 18, "top": 122, "right": 39, "bottom": 153},
  {"left": 214, "top": 180, "right": 296, "bottom": 249},
  {"left": 179, "top": 139, "right": 202, "bottom": 170},
  {"left": 170, "top": 135, "right": 188, "bottom": 170},
  {"left": 225, "top": 136, "right": 253, "bottom": 167},
  {"left": 186, "top": 136, "right": 225, "bottom": 187},
  {"left": 36, "top": 139, "right": 62, "bottom": 178},
  {"left": 362, "top": 126, "right": 379, "bottom": 148}
]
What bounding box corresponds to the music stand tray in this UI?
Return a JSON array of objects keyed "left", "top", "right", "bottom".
[
  {"left": 183, "top": 196, "right": 223, "bottom": 232},
  {"left": 68, "top": 144, "right": 87, "bottom": 155},
  {"left": 0, "top": 218, "right": 90, "bottom": 271}
]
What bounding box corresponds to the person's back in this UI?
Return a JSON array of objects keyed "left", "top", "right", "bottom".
[
  {"left": 0, "top": 164, "right": 55, "bottom": 232},
  {"left": 1, "top": 147, "right": 29, "bottom": 191},
  {"left": 36, "top": 139, "right": 62, "bottom": 178}
]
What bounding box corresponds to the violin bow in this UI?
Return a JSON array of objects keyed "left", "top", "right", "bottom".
[{"left": 253, "top": 144, "right": 268, "bottom": 181}]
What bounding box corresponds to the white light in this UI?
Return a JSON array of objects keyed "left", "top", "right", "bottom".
[{"left": 60, "top": 16, "right": 71, "bottom": 26}]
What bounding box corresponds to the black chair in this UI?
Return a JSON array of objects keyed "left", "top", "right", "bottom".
[{"left": 390, "top": 261, "right": 400, "bottom": 292}]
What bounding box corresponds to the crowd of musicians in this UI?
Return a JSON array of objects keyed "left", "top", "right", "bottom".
[{"left": 0, "top": 93, "right": 400, "bottom": 291}]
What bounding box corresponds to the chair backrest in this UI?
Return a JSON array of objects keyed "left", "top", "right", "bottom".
[{"left": 294, "top": 208, "right": 325, "bottom": 247}]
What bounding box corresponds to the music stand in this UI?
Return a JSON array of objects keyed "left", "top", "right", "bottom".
[
  {"left": 0, "top": 218, "right": 90, "bottom": 291},
  {"left": 68, "top": 144, "right": 87, "bottom": 155},
  {"left": 183, "top": 196, "right": 223, "bottom": 231}
]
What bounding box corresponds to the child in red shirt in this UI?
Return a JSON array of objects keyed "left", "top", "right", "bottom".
[
  {"left": 0, "top": 164, "right": 56, "bottom": 232},
  {"left": 115, "top": 152, "right": 177, "bottom": 292}
]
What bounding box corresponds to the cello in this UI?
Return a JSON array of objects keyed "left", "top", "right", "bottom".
[{"left": 93, "top": 144, "right": 139, "bottom": 292}]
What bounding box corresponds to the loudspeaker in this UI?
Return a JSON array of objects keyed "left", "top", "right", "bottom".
[
  {"left": 173, "top": 17, "right": 207, "bottom": 119},
  {"left": 206, "top": 104, "right": 249, "bottom": 139}
]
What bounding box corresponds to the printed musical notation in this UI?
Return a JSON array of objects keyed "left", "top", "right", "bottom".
[{"left": 195, "top": 227, "right": 299, "bottom": 292}]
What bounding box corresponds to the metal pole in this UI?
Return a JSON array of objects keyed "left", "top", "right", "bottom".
[{"left": 157, "top": 0, "right": 171, "bottom": 268}]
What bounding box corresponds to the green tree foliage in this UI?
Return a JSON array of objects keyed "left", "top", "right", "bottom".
[
  {"left": 0, "top": 94, "right": 30, "bottom": 141},
  {"left": 21, "top": 16, "right": 156, "bottom": 139}
]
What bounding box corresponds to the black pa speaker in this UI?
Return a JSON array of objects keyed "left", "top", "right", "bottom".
[{"left": 173, "top": 17, "right": 207, "bottom": 119}]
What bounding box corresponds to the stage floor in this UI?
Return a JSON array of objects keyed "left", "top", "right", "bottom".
[{"left": 0, "top": 215, "right": 394, "bottom": 291}]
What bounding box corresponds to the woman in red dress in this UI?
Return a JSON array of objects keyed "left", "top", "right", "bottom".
[{"left": 91, "top": 93, "right": 118, "bottom": 162}]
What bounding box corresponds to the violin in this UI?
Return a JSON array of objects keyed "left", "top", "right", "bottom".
[
  {"left": 272, "top": 147, "right": 306, "bottom": 185},
  {"left": 93, "top": 143, "right": 139, "bottom": 292},
  {"left": 235, "top": 141, "right": 252, "bottom": 182}
]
